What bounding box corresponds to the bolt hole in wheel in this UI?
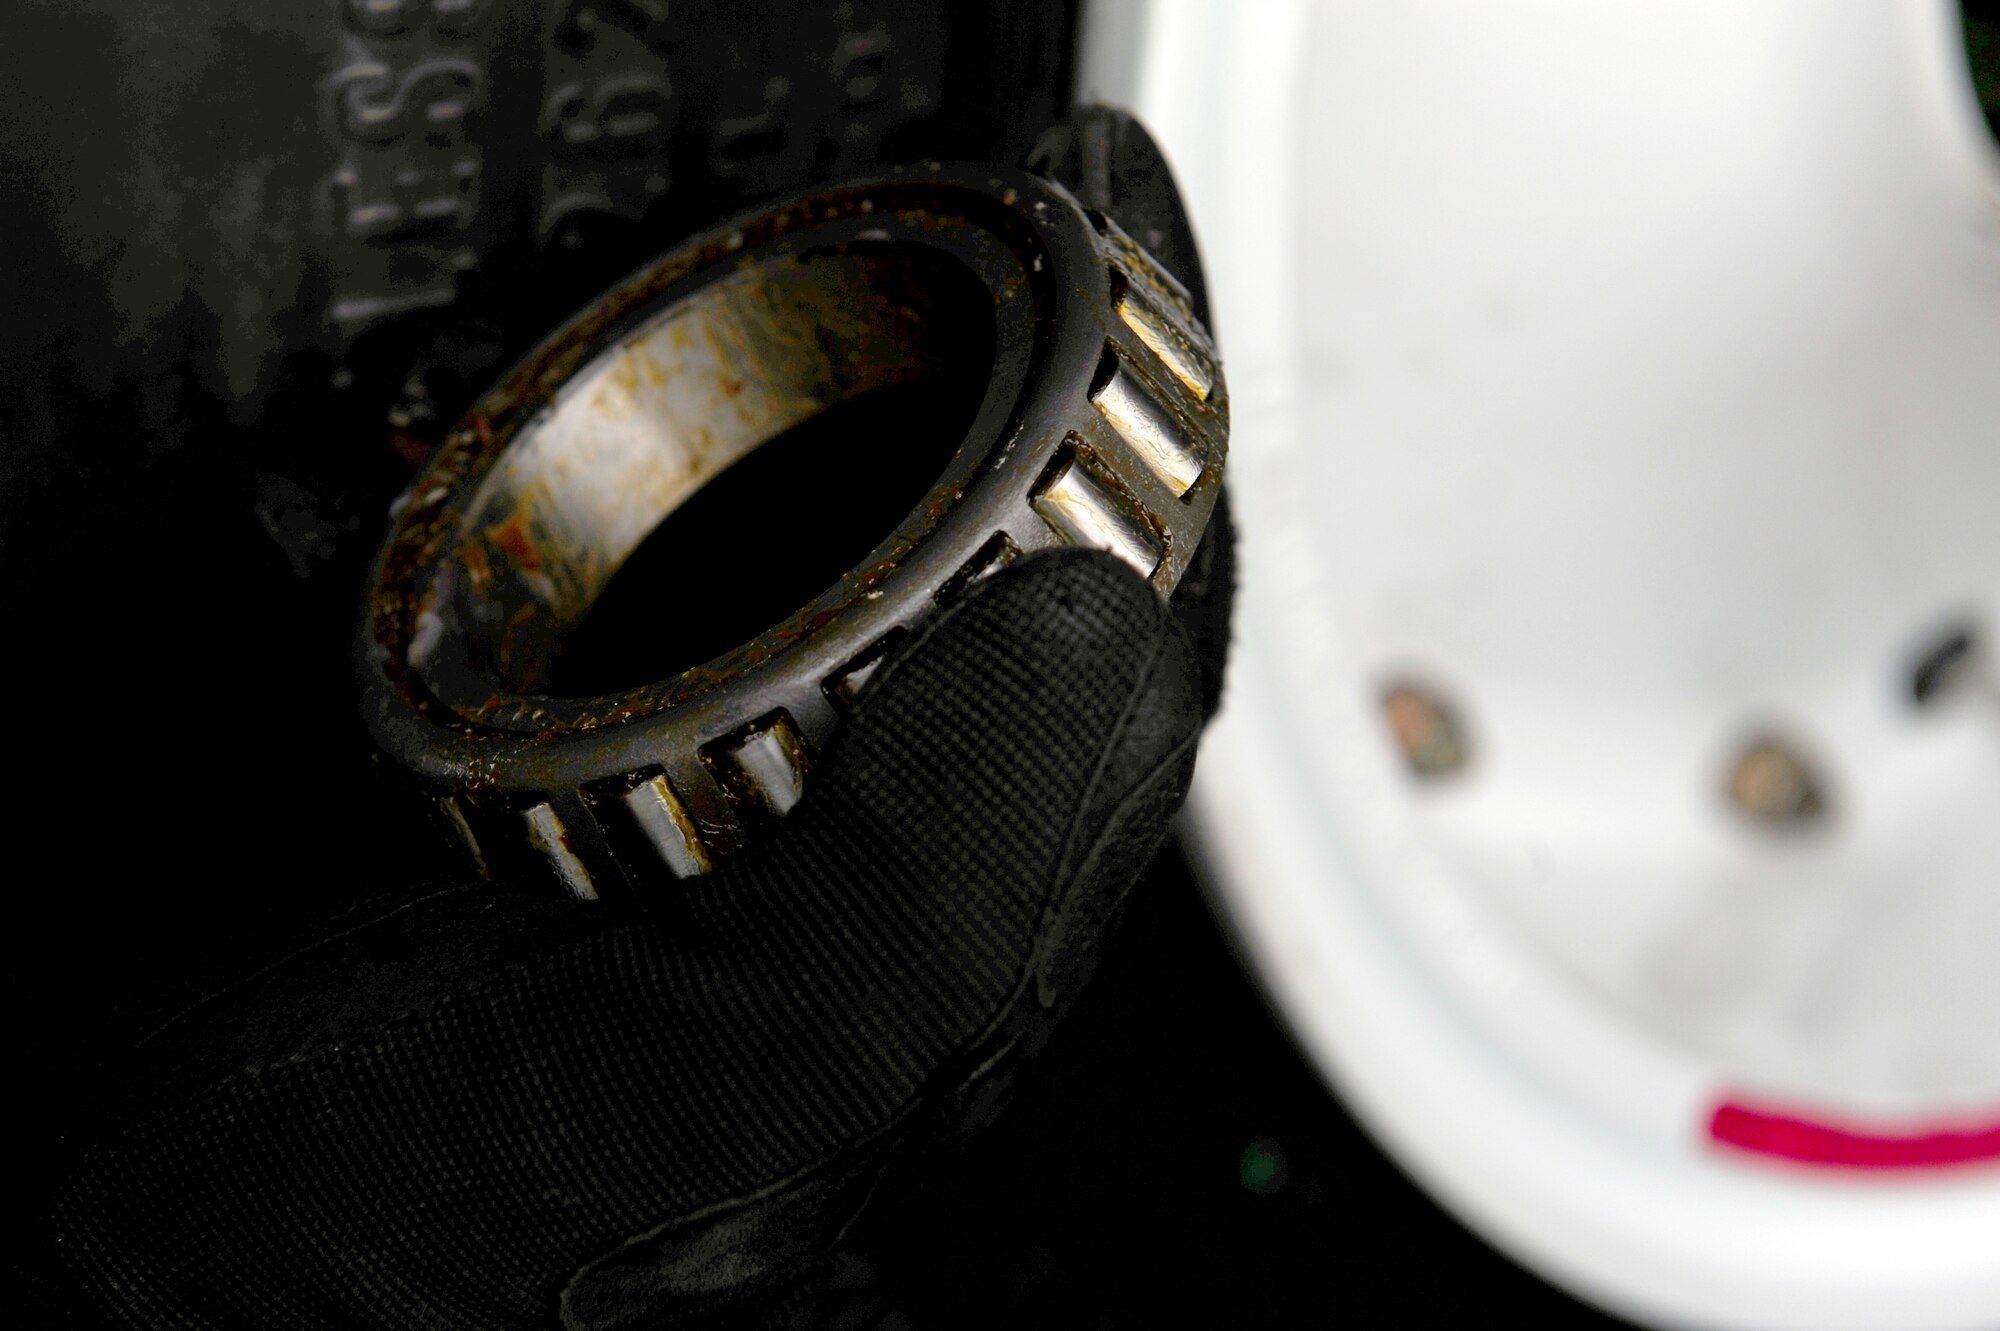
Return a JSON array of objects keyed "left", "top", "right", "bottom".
[
  {"left": 1380, "top": 678, "right": 1471, "bottom": 781},
  {"left": 1724, "top": 733, "right": 1829, "bottom": 831},
  {"left": 1907, "top": 620, "right": 1990, "bottom": 709},
  {"left": 1088, "top": 1, "right": 2000, "bottom": 1328},
  {"left": 438, "top": 242, "right": 995, "bottom": 702}
]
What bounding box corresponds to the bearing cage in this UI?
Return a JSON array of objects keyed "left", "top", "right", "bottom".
[{"left": 361, "top": 166, "right": 1228, "bottom": 899}]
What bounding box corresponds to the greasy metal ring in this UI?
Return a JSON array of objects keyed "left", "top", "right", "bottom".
[{"left": 360, "top": 164, "right": 1229, "bottom": 900}]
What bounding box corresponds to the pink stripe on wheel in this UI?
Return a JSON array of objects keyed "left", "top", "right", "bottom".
[{"left": 1709, "top": 1099, "right": 2000, "bottom": 1170}]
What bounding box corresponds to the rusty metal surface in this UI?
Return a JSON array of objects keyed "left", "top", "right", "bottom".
[
  {"left": 437, "top": 247, "right": 975, "bottom": 696},
  {"left": 360, "top": 162, "right": 1229, "bottom": 898}
]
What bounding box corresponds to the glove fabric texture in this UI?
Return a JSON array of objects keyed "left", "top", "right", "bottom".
[{"left": 37, "top": 525, "right": 1232, "bottom": 1329}]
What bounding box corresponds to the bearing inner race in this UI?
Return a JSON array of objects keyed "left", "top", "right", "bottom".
[{"left": 419, "top": 242, "right": 998, "bottom": 709}]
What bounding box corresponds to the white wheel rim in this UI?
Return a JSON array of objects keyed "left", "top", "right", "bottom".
[{"left": 1085, "top": 3, "right": 2000, "bottom": 1327}]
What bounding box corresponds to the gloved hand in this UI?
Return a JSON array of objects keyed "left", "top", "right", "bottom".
[{"left": 27, "top": 488, "right": 1232, "bottom": 1330}]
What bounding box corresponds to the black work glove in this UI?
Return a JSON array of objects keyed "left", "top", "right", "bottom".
[{"left": 32, "top": 499, "right": 1233, "bottom": 1330}]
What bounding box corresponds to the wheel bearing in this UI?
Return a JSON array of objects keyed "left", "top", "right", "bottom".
[{"left": 359, "top": 164, "right": 1228, "bottom": 900}]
